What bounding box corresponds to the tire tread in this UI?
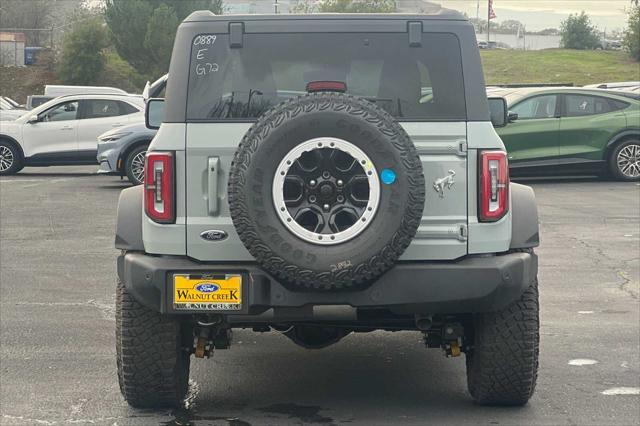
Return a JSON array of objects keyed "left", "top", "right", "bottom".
[
  {"left": 466, "top": 276, "right": 540, "bottom": 406},
  {"left": 116, "top": 280, "right": 189, "bottom": 408}
]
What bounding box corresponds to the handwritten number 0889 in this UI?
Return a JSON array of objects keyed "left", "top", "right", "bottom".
[{"left": 193, "top": 35, "right": 216, "bottom": 45}]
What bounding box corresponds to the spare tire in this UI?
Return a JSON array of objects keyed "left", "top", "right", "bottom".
[{"left": 228, "top": 93, "right": 424, "bottom": 291}]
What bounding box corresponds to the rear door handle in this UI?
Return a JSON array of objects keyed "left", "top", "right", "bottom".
[
  {"left": 208, "top": 157, "right": 220, "bottom": 215},
  {"left": 60, "top": 126, "right": 73, "bottom": 130},
  {"left": 112, "top": 123, "right": 124, "bottom": 127}
]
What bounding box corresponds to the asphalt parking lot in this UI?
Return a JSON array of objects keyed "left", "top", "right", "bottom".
[{"left": 1, "top": 166, "right": 639, "bottom": 426}]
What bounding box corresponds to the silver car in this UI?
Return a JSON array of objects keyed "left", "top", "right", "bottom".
[
  {"left": 96, "top": 121, "right": 156, "bottom": 185},
  {"left": 96, "top": 74, "right": 166, "bottom": 185}
]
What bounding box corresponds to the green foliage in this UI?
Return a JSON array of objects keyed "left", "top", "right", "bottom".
[
  {"left": 100, "top": 51, "right": 146, "bottom": 92},
  {"left": 560, "top": 11, "right": 600, "bottom": 50},
  {"left": 319, "top": 0, "right": 396, "bottom": 13},
  {"left": 57, "top": 17, "right": 109, "bottom": 85},
  {"left": 293, "top": 0, "right": 395, "bottom": 13},
  {"left": 291, "top": 0, "right": 316, "bottom": 13},
  {"left": 623, "top": 5, "right": 640, "bottom": 61},
  {"left": 104, "top": 0, "right": 224, "bottom": 79},
  {"left": 480, "top": 49, "right": 639, "bottom": 86},
  {"left": 144, "top": 4, "right": 181, "bottom": 77}
]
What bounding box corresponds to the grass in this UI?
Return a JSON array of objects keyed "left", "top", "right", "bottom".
[{"left": 481, "top": 49, "right": 640, "bottom": 86}]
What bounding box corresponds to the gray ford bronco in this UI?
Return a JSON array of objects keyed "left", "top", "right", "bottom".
[{"left": 115, "top": 10, "right": 540, "bottom": 409}]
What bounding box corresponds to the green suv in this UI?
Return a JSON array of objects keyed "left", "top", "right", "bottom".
[{"left": 490, "top": 87, "right": 640, "bottom": 181}]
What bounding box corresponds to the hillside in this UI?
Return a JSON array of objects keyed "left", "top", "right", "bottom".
[
  {"left": 1, "top": 49, "right": 638, "bottom": 105},
  {"left": 481, "top": 49, "right": 640, "bottom": 86}
]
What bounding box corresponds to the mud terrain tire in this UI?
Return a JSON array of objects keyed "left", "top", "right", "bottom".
[
  {"left": 466, "top": 276, "right": 540, "bottom": 406},
  {"left": 116, "top": 279, "right": 190, "bottom": 408}
]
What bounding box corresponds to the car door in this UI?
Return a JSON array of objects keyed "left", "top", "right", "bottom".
[
  {"left": 21, "top": 100, "right": 79, "bottom": 160},
  {"left": 497, "top": 94, "right": 561, "bottom": 168},
  {"left": 76, "top": 99, "right": 135, "bottom": 158},
  {"left": 558, "top": 94, "right": 628, "bottom": 163}
]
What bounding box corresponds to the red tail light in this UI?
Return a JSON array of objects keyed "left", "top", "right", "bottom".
[
  {"left": 479, "top": 150, "right": 509, "bottom": 222},
  {"left": 306, "top": 81, "right": 347, "bottom": 93},
  {"left": 144, "top": 152, "right": 175, "bottom": 224}
]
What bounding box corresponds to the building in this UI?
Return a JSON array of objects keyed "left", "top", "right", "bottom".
[{"left": 0, "top": 32, "right": 26, "bottom": 67}]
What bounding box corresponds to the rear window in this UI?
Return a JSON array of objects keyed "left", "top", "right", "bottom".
[{"left": 186, "top": 32, "right": 466, "bottom": 121}]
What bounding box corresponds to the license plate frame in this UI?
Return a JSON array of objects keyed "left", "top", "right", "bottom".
[{"left": 172, "top": 273, "right": 243, "bottom": 312}]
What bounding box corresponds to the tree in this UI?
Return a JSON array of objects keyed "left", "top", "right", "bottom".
[
  {"left": 57, "top": 16, "right": 109, "bottom": 85},
  {"left": 319, "top": 0, "right": 395, "bottom": 12},
  {"left": 0, "top": 0, "right": 85, "bottom": 47},
  {"left": 560, "top": 12, "right": 600, "bottom": 50},
  {"left": 623, "top": 5, "right": 640, "bottom": 61},
  {"left": 292, "top": 0, "right": 395, "bottom": 13},
  {"left": 104, "top": 0, "right": 223, "bottom": 79},
  {"left": 144, "top": 4, "right": 181, "bottom": 78},
  {"left": 499, "top": 19, "right": 523, "bottom": 34}
]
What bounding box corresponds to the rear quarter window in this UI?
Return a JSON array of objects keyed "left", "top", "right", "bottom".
[{"left": 186, "top": 32, "right": 466, "bottom": 121}]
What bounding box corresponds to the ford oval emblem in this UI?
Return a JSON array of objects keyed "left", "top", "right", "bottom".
[
  {"left": 200, "top": 230, "right": 228, "bottom": 242},
  {"left": 196, "top": 283, "right": 220, "bottom": 293}
]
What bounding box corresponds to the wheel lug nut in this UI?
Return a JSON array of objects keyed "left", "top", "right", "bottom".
[
  {"left": 337, "top": 179, "right": 343, "bottom": 186},
  {"left": 309, "top": 195, "right": 317, "bottom": 203},
  {"left": 323, "top": 204, "right": 330, "bottom": 211},
  {"left": 309, "top": 180, "right": 316, "bottom": 187}
]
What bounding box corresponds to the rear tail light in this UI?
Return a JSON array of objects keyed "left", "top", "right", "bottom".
[
  {"left": 479, "top": 150, "right": 509, "bottom": 222},
  {"left": 144, "top": 152, "right": 175, "bottom": 223}
]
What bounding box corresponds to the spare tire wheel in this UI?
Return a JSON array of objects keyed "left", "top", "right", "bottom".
[{"left": 228, "top": 93, "right": 425, "bottom": 290}]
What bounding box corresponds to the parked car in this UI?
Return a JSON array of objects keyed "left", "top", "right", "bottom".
[
  {"left": 114, "top": 11, "right": 540, "bottom": 409},
  {"left": 44, "top": 85, "right": 128, "bottom": 97},
  {"left": 96, "top": 122, "right": 156, "bottom": 185},
  {"left": 96, "top": 74, "right": 167, "bottom": 185},
  {"left": 489, "top": 87, "right": 640, "bottom": 181},
  {"left": 0, "top": 94, "right": 144, "bottom": 175},
  {"left": 584, "top": 81, "right": 640, "bottom": 92},
  {"left": 26, "top": 95, "right": 54, "bottom": 110},
  {"left": 1, "top": 96, "right": 24, "bottom": 109},
  {"left": 0, "top": 96, "right": 26, "bottom": 121}
]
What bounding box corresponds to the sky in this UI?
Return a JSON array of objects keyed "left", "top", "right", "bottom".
[{"left": 439, "top": 1, "right": 632, "bottom": 31}]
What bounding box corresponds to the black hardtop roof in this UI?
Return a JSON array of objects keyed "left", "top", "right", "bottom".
[{"left": 184, "top": 10, "right": 467, "bottom": 23}]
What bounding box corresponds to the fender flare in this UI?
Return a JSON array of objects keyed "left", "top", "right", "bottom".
[
  {"left": 115, "top": 185, "right": 144, "bottom": 251},
  {"left": 510, "top": 183, "right": 540, "bottom": 249},
  {"left": 605, "top": 130, "right": 640, "bottom": 149},
  {"left": 117, "top": 138, "right": 152, "bottom": 172}
]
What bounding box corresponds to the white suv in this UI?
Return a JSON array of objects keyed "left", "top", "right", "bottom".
[{"left": 0, "top": 94, "right": 144, "bottom": 175}]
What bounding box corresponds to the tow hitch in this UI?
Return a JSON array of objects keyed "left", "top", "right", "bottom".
[
  {"left": 422, "top": 321, "right": 465, "bottom": 358},
  {"left": 192, "top": 316, "right": 232, "bottom": 358}
]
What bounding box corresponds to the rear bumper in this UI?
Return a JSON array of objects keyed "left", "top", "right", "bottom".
[{"left": 118, "top": 251, "right": 537, "bottom": 316}]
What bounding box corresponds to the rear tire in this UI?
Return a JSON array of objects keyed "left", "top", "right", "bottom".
[
  {"left": 609, "top": 139, "right": 640, "bottom": 181},
  {"left": 124, "top": 145, "right": 148, "bottom": 185},
  {"left": 0, "top": 140, "right": 23, "bottom": 175},
  {"left": 465, "top": 277, "right": 539, "bottom": 406},
  {"left": 116, "top": 279, "right": 190, "bottom": 408}
]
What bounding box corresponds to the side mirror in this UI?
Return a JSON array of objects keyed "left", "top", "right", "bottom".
[
  {"left": 26, "top": 115, "right": 39, "bottom": 124},
  {"left": 488, "top": 97, "right": 508, "bottom": 128},
  {"left": 145, "top": 98, "right": 165, "bottom": 130},
  {"left": 508, "top": 111, "right": 518, "bottom": 123}
]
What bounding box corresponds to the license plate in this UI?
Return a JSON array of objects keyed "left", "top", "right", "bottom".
[{"left": 173, "top": 274, "right": 242, "bottom": 311}]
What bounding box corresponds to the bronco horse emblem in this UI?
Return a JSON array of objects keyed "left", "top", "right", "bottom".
[{"left": 433, "top": 170, "right": 456, "bottom": 198}]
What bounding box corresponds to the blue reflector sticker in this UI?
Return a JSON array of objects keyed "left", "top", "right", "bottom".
[{"left": 380, "top": 168, "right": 396, "bottom": 185}]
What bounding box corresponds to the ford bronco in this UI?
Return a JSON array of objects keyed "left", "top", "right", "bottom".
[{"left": 115, "top": 10, "right": 540, "bottom": 408}]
